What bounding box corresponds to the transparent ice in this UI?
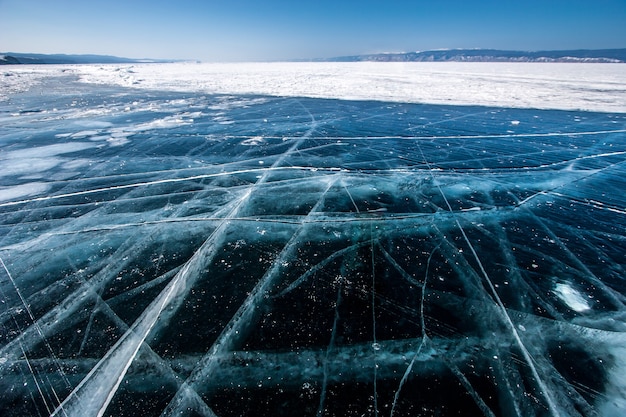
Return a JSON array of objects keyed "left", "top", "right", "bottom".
[{"left": 1, "top": 76, "right": 626, "bottom": 417}]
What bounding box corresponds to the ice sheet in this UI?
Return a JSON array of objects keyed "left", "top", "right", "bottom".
[
  {"left": 0, "top": 71, "right": 625, "bottom": 417},
  {"left": 2, "top": 62, "right": 626, "bottom": 113}
]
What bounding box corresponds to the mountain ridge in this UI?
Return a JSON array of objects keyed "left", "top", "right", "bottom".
[
  {"left": 317, "top": 48, "right": 626, "bottom": 63},
  {"left": 0, "top": 52, "right": 178, "bottom": 65},
  {"left": 3, "top": 49, "right": 626, "bottom": 65}
]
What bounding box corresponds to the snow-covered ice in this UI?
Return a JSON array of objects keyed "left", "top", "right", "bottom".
[
  {"left": 3, "top": 62, "right": 626, "bottom": 113},
  {"left": 0, "top": 63, "right": 625, "bottom": 417}
]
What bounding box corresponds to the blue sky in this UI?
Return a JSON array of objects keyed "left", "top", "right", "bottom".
[{"left": 1, "top": 0, "right": 625, "bottom": 61}]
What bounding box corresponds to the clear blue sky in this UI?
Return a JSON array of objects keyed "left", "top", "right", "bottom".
[{"left": 1, "top": 0, "right": 625, "bottom": 61}]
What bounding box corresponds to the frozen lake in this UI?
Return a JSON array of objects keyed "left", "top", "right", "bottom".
[{"left": 1, "top": 63, "right": 626, "bottom": 416}]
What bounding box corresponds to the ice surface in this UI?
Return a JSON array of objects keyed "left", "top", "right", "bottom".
[
  {"left": 3, "top": 62, "right": 626, "bottom": 113},
  {"left": 0, "top": 68, "right": 625, "bottom": 417}
]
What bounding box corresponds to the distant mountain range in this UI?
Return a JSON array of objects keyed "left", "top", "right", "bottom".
[
  {"left": 0, "top": 52, "right": 177, "bottom": 65},
  {"left": 320, "top": 48, "right": 626, "bottom": 63},
  {"left": 3, "top": 49, "right": 626, "bottom": 65}
]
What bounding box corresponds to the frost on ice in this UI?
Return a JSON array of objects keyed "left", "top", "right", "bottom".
[{"left": 1, "top": 74, "right": 626, "bottom": 417}]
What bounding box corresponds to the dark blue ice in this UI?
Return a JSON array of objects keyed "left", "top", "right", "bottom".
[{"left": 1, "top": 78, "right": 626, "bottom": 417}]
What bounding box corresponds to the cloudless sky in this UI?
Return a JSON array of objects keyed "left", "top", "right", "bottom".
[{"left": 1, "top": 0, "right": 625, "bottom": 61}]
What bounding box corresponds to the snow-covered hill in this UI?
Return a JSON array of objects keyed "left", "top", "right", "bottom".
[{"left": 322, "top": 48, "right": 626, "bottom": 63}]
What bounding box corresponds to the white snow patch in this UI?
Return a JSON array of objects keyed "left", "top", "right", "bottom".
[
  {"left": 88, "top": 135, "right": 111, "bottom": 142},
  {"left": 133, "top": 115, "right": 192, "bottom": 131},
  {"left": 0, "top": 143, "right": 97, "bottom": 178},
  {"left": 0, "top": 183, "right": 51, "bottom": 202},
  {"left": 553, "top": 283, "right": 591, "bottom": 312},
  {"left": 62, "top": 159, "right": 91, "bottom": 170},
  {"left": 107, "top": 136, "right": 130, "bottom": 147},
  {"left": 242, "top": 136, "right": 265, "bottom": 146},
  {"left": 0, "top": 142, "right": 97, "bottom": 160},
  {"left": 0, "top": 158, "right": 61, "bottom": 177},
  {"left": 61, "top": 62, "right": 626, "bottom": 113},
  {"left": 70, "top": 130, "right": 101, "bottom": 139},
  {"left": 4, "top": 63, "right": 626, "bottom": 112}
]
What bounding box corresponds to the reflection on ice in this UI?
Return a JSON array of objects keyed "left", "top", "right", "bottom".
[{"left": 1, "top": 78, "right": 625, "bottom": 417}]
